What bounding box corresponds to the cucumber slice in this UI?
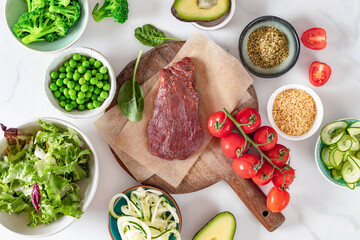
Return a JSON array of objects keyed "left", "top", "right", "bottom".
[
  {"left": 337, "top": 134, "right": 353, "bottom": 152},
  {"left": 346, "top": 182, "right": 356, "bottom": 190},
  {"left": 321, "top": 147, "right": 332, "bottom": 169},
  {"left": 333, "top": 150, "right": 345, "bottom": 167},
  {"left": 329, "top": 148, "right": 337, "bottom": 168},
  {"left": 356, "top": 151, "right": 360, "bottom": 159},
  {"left": 350, "top": 121, "right": 360, "bottom": 128},
  {"left": 335, "top": 162, "right": 344, "bottom": 171},
  {"left": 321, "top": 121, "right": 348, "bottom": 145},
  {"left": 350, "top": 137, "right": 360, "bottom": 151},
  {"left": 331, "top": 169, "right": 342, "bottom": 180},
  {"left": 329, "top": 145, "right": 337, "bottom": 149},
  {"left": 342, "top": 157, "right": 360, "bottom": 183},
  {"left": 347, "top": 127, "right": 360, "bottom": 137}
]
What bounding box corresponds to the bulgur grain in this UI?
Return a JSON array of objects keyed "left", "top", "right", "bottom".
[{"left": 272, "top": 89, "right": 316, "bottom": 136}]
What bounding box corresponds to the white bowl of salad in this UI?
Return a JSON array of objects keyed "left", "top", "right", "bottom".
[{"left": 0, "top": 118, "right": 99, "bottom": 237}]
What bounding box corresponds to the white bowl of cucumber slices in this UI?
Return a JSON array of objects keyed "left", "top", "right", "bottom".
[{"left": 315, "top": 118, "right": 360, "bottom": 189}]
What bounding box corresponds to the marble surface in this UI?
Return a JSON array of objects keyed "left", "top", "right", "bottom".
[{"left": 1, "top": 0, "right": 360, "bottom": 239}]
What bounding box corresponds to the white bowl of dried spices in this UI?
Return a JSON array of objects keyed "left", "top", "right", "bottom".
[
  {"left": 267, "top": 84, "right": 324, "bottom": 141},
  {"left": 238, "top": 16, "right": 300, "bottom": 78}
]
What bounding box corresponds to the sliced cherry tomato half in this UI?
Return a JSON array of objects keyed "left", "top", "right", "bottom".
[
  {"left": 264, "top": 144, "right": 290, "bottom": 167},
  {"left": 221, "top": 133, "right": 247, "bottom": 159},
  {"left": 235, "top": 107, "right": 261, "bottom": 134},
  {"left": 251, "top": 162, "right": 274, "bottom": 185},
  {"left": 309, "top": 61, "right": 331, "bottom": 87},
  {"left": 207, "top": 111, "right": 233, "bottom": 138},
  {"left": 232, "top": 153, "right": 260, "bottom": 179},
  {"left": 301, "top": 28, "right": 327, "bottom": 50},
  {"left": 253, "top": 126, "right": 278, "bottom": 151},
  {"left": 272, "top": 166, "right": 295, "bottom": 188},
  {"left": 267, "top": 187, "right": 290, "bottom": 213}
]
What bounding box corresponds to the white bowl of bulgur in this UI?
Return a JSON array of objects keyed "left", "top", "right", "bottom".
[{"left": 267, "top": 84, "right": 324, "bottom": 141}]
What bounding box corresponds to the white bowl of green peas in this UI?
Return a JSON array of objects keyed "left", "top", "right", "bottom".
[{"left": 44, "top": 47, "right": 116, "bottom": 118}]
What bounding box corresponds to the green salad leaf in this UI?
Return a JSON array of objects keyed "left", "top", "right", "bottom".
[
  {"left": 134, "top": 24, "right": 182, "bottom": 47},
  {"left": 0, "top": 120, "right": 91, "bottom": 227}
]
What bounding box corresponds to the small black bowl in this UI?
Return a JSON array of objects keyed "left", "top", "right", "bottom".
[{"left": 238, "top": 16, "right": 300, "bottom": 78}]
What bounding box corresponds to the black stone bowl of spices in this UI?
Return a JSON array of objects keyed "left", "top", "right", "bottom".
[{"left": 238, "top": 16, "right": 300, "bottom": 78}]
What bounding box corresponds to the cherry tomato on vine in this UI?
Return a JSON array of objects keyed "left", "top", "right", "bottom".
[
  {"left": 232, "top": 153, "right": 260, "bottom": 178},
  {"left": 301, "top": 28, "right": 327, "bottom": 50},
  {"left": 221, "top": 133, "right": 247, "bottom": 159},
  {"left": 309, "top": 61, "right": 331, "bottom": 87},
  {"left": 207, "top": 111, "right": 233, "bottom": 138},
  {"left": 235, "top": 107, "right": 261, "bottom": 134},
  {"left": 253, "top": 126, "right": 278, "bottom": 151},
  {"left": 272, "top": 166, "right": 295, "bottom": 188},
  {"left": 267, "top": 187, "right": 290, "bottom": 213},
  {"left": 252, "top": 162, "right": 274, "bottom": 185},
  {"left": 264, "top": 144, "right": 290, "bottom": 167}
]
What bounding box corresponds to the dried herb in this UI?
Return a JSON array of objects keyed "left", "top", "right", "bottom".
[{"left": 247, "top": 27, "right": 289, "bottom": 69}]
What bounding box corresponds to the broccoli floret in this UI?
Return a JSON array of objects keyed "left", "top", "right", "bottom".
[
  {"left": 12, "top": 10, "right": 68, "bottom": 45},
  {"left": 49, "top": 0, "right": 81, "bottom": 27},
  {"left": 92, "top": 0, "right": 129, "bottom": 23},
  {"left": 52, "top": 0, "right": 71, "bottom": 7},
  {"left": 25, "top": 0, "right": 46, "bottom": 12}
]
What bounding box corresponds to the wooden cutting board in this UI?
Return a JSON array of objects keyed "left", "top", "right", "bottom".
[{"left": 106, "top": 41, "right": 285, "bottom": 232}]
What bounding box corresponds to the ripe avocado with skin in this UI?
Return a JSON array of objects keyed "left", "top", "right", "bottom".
[
  {"left": 172, "top": 0, "right": 230, "bottom": 22},
  {"left": 193, "top": 211, "right": 236, "bottom": 240}
]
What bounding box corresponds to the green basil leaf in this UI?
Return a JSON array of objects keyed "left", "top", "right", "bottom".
[{"left": 134, "top": 24, "right": 182, "bottom": 47}]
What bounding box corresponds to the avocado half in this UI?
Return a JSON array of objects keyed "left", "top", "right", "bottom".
[
  {"left": 193, "top": 212, "right": 236, "bottom": 240},
  {"left": 172, "top": 0, "right": 231, "bottom": 22}
]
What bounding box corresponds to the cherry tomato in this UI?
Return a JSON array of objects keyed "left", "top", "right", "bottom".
[
  {"left": 232, "top": 153, "right": 260, "bottom": 178},
  {"left": 251, "top": 162, "right": 273, "bottom": 185},
  {"left": 272, "top": 166, "right": 295, "bottom": 188},
  {"left": 309, "top": 61, "right": 331, "bottom": 87},
  {"left": 301, "top": 28, "right": 327, "bottom": 50},
  {"left": 253, "top": 126, "right": 278, "bottom": 151},
  {"left": 264, "top": 144, "right": 290, "bottom": 167},
  {"left": 235, "top": 107, "right": 261, "bottom": 134},
  {"left": 207, "top": 111, "right": 233, "bottom": 138},
  {"left": 221, "top": 133, "right": 247, "bottom": 159},
  {"left": 267, "top": 187, "right": 290, "bottom": 213}
]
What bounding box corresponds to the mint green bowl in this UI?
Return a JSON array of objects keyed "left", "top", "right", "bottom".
[
  {"left": 315, "top": 118, "right": 360, "bottom": 188},
  {"left": 5, "top": 0, "right": 89, "bottom": 53}
]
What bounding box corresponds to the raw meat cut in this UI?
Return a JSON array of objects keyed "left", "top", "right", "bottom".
[{"left": 147, "top": 57, "right": 203, "bottom": 160}]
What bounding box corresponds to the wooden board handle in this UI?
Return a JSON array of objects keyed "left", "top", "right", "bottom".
[{"left": 225, "top": 173, "right": 285, "bottom": 232}]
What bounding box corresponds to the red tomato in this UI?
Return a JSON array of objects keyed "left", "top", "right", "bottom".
[
  {"left": 272, "top": 166, "right": 295, "bottom": 188},
  {"left": 221, "top": 133, "right": 247, "bottom": 158},
  {"left": 267, "top": 187, "right": 290, "bottom": 213},
  {"left": 309, "top": 61, "right": 331, "bottom": 87},
  {"left": 232, "top": 153, "right": 260, "bottom": 178},
  {"left": 253, "top": 126, "right": 278, "bottom": 151},
  {"left": 252, "top": 162, "right": 274, "bottom": 185},
  {"left": 264, "top": 144, "right": 290, "bottom": 167},
  {"left": 301, "top": 28, "right": 327, "bottom": 50},
  {"left": 207, "top": 111, "right": 233, "bottom": 138},
  {"left": 235, "top": 108, "right": 261, "bottom": 134}
]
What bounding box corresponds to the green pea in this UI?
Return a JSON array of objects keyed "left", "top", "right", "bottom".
[
  {"left": 73, "top": 72, "right": 81, "bottom": 81},
  {"left": 60, "top": 101, "right": 66, "bottom": 108},
  {"left": 59, "top": 73, "right": 66, "bottom": 79},
  {"left": 84, "top": 98, "right": 90, "bottom": 103},
  {"left": 103, "top": 83, "right": 111, "bottom": 91},
  {"left": 86, "top": 69, "right": 92, "bottom": 74},
  {"left": 89, "top": 85, "right": 95, "bottom": 92},
  {"left": 66, "top": 99, "right": 71, "bottom": 104},
  {"left": 63, "top": 61, "right": 69, "bottom": 67},
  {"left": 73, "top": 53, "right": 81, "bottom": 61},
  {"left": 94, "top": 87, "right": 101, "bottom": 95},
  {"left": 103, "top": 74, "right": 109, "bottom": 80},
  {"left": 82, "top": 61, "right": 90, "bottom": 68},
  {"left": 68, "top": 89, "right": 76, "bottom": 96},
  {"left": 97, "top": 96, "right": 105, "bottom": 102},
  {"left": 69, "top": 59, "right": 77, "bottom": 68},
  {"left": 79, "top": 78, "right": 86, "bottom": 85},
  {"left": 77, "top": 62, "right": 82, "bottom": 68},
  {"left": 90, "top": 78, "right": 98, "bottom": 85},
  {"left": 74, "top": 84, "right": 81, "bottom": 92},
  {"left": 63, "top": 78, "right": 70, "bottom": 85},
  {"left": 66, "top": 66, "right": 74, "bottom": 73},
  {"left": 89, "top": 58, "right": 96, "bottom": 65},
  {"left": 78, "top": 66, "right": 86, "bottom": 74},
  {"left": 78, "top": 91, "right": 86, "bottom": 99},
  {"left": 74, "top": 70, "right": 79, "bottom": 74},
  {"left": 76, "top": 98, "right": 85, "bottom": 104},
  {"left": 96, "top": 81, "right": 104, "bottom": 89},
  {"left": 91, "top": 94, "right": 97, "bottom": 101},
  {"left": 71, "top": 100, "right": 78, "bottom": 109},
  {"left": 99, "top": 66, "right": 108, "bottom": 74},
  {"left": 65, "top": 104, "right": 73, "bottom": 112},
  {"left": 81, "top": 84, "right": 89, "bottom": 92},
  {"left": 70, "top": 94, "right": 77, "bottom": 100},
  {"left": 100, "top": 91, "right": 108, "bottom": 99},
  {"left": 67, "top": 81, "right": 75, "bottom": 89},
  {"left": 81, "top": 56, "right": 87, "bottom": 62},
  {"left": 78, "top": 104, "right": 85, "bottom": 111},
  {"left": 51, "top": 71, "right": 59, "bottom": 79},
  {"left": 59, "top": 96, "right": 66, "bottom": 101},
  {"left": 84, "top": 72, "right": 92, "bottom": 81},
  {"left": 86, "top": 92, "right": 92, "bottom": 99},
  {"left": 92, "top": 70, "right": 97, "bottom": 76},
  {"left": 87, "top": 102, "right": 94, "bottom": 110},
  {"left": 66, "top": 72, "right": 73, "bottom": 79},
  {"left": 94, "top": 60, "right": 102, "bottom": 68},
  {"left": 59, "top": 66, "right": 66, "bottom": 73},
  {"left": 54, "top": 91, "right": 61, "bottom": 98},
  {"left": 56, "top": 79, "right": 63, "bottom": 87},
  {"left": 65, "top": 94, "right": 70, "bottom": 99},
  {"left": 95, "top": 73, "right": 103, "bottom": 80},
  {"left": 64, "top": 88, "right": 69, "bottom": 95},
  {"left": 93, "top": 100, "right": 101, "bottom": 108},
  {"left": 50, "top": 83, "right": 58, "bottom": 91}
]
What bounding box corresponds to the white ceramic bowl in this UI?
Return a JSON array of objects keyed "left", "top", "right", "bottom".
[
  {"left": 0, "top": 118, "right": 99, "bottom": 237},
  {"left": 44, "top": 47, "right": 116, "bottom": 118},
  {"left": 191, "top": 0, "right": 235, "bottom": 31},
  {"left": 267, "top": 84, "right": 324, "bottom": 141}
]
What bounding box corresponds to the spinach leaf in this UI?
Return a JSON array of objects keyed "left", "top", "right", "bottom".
[
  {"left": 134, "top": 24, "right": 182, "bottom": 47},
  {"left": 118, "top": 50, "right": 145, "bottom": 122}
]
